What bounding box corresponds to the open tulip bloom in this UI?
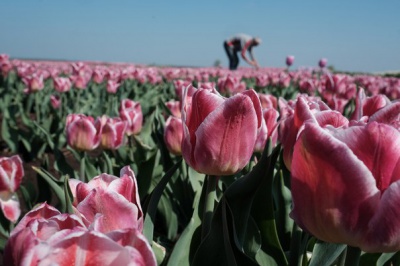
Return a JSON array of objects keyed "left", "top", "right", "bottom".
[{"left": 291, "top": 119, "right": 400, "bottom": 253}]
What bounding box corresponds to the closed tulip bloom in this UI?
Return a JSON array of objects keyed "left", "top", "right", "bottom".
[
  {"left": 70, "top": 75, "right": 88, "bottom": 90},
  {"left": 291, "top": 121, "right": 400, "bottom": 252},
  {"left": 22, "top": 74, "right": 44, "bottom": 93},
  {"left": 106, "top": 79, "right": 120, "bottom": 94},
  {"left": 286, "top": 55, "right": 295, "bottom": 67},
  {"left": 165, "top": 100, "right": 182, "bottom": 118},
  {"left": 1, "top": 60, "right": 13, "bottom": 76},
  {"left": 254, "top": 108, "right": 279, "bottom": 153},
  {"left": 258, "top": 93, "right": 277, "bottom": 109},
  {"left": 164, "top": 116, "right": 183, "bottom": 155},
  {"left": 53, "top": 77, "right": 71, "bottom": 93},
  {"left": 50, "top": 95, "right": 61, "bottom": 109},
  {"left": 319, "top": 58, "right": 328, "bottom": 68},
  {"left": 100, "top": 116, "right": 127, "bottom": 150},
  {"left": 182, "top": 88, "right": 262, "bottom": 175},
  {"left": 119, "top": 99, "right": 143, "bottom": 136},
  {"left": 92, "top": 68, "right": 105, "bottom": 84},
  {"left": 0, "top": 155, "right": 24, "bottom": 222},
  {"left": 66, "top": 114, "right": 102, "bottom": 151}
]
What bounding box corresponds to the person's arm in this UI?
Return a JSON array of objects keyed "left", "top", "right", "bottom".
[{"left": 241, "top": 41, "right": 259, "bottom": 68}]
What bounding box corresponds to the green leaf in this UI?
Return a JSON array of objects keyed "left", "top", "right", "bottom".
[
  {"left": 143, "top": 159, "right": 182, "bottom": 243},
  {"left": 32, "top": 166, "right": 69, "bottom": 213},
  {"left": 377, "top": 252, "right": 397, "bottom": 266},
  {"left": 152, "top": 241, "right": 166, "bottom": 265},
  {"left": 309, "top": 241, "right": 346, "bottom": 266},
  {"left": 1, "top": 116, "right": 18, "bottom": 152},
  {"left": 167, "top": 189, "right": 202, "bottom": 266},
  {"left": 32, "top": 120, "right": 55, "bottom": 150},
  {"left": 158, "top": 194, "right": 178, "bottom": 240},
  {"left": 191, "top": 197, "right": 258, "bottom": 266}
]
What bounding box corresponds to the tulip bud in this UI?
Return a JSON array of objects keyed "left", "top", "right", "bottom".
[
  {"left": 50, "top": 95, "right": 61, "bottom": 109},
  {"left": 286, "top": 55, "right": 295, "bottom": 67},
  {"left": 182, "top": 87, "right": 262, "bottom": 175},
  {"left": 0, "top": 155, "right": 24, "bottom": 222},
  {"left": 164, "top": 116, "right": 183, "bottom": 155},
  {"left": 319, "top": 58, "right": 328, "bottom": 68},
  {"left": 119, "top": 99, "right": 143, "bottom": 136},
  {"left": 66, "top": 114, "right": 102, "bottom": 151},
  {"left": 100, "top": 116, "right": 127, "bottom": 150}
]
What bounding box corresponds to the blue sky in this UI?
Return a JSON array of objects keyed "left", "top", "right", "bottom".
[{"left": 0, "top": 0, "right": 399, "bottom": 73}]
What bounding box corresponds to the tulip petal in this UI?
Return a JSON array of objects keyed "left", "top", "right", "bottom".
[
  {"left": 331, "top": 122, "right": 400, "bottom": 191},
  {"left": 77, "top": 189, "right": 140, "bottom": 233},
  {"left": 193, "top": 92, "right": 258, "bottom": 175},
  {"left": 369, "top": 101, "right": 400, "bottom": 130},
  {"left": 363, "top": 181, "right": 400, "bottom": 252},
  {"left": 314, "top": 110, "right": 349, "bottom": 128},
  {"left": 3, "top": 227, "right": 41, "bottom": 266},
  {"left": 107, "top": 229, "right": 157, "bottom": 266},
  {"left": 12, "top": 202, "right": 60, "bottom": 237},
  {"left": 0, "top": 194, "right": 20, "bottom": 223},
  {"left": 290, "top": 122, "right": 380, "bottom": 246},
  {"left": 0, "top": 155, "right": 24, "bottom": 196},
  {"left": 39, "top": 230, "right": 135, "bottom": 266}
]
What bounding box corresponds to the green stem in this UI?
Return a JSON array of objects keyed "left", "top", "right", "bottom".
[
  {"left": 344, "top": 246, "right": 361, "bottom": 266},
  {"left": 75, "top": 89, "right": 81, "bottom": 113},
  {"left": 201, "top": 175, "right": 217, "bottom": 240},
  {"left": 289, "top": 223, "right": 303, "bottom": 266},
  {"left": 128, "top": 135, "right": 135, "bottom": 162},
  {"left": 35, "top": 92, "right": 41, "bottom": 123},
  {"left": 80, "top": 152, "right": 86, "bottom": 181}
]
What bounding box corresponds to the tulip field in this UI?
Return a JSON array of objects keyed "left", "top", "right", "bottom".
[{"left": 2, "top": 53, "right": 400, "bottom": 265}]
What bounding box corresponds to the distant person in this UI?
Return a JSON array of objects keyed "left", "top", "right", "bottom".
[{"left": 223, "top": 34, "right": 261, "bottom": 70}]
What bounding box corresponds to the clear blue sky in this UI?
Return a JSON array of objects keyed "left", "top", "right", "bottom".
[{"left": 1, "top": 0, "right": 399, "bottom": 73}]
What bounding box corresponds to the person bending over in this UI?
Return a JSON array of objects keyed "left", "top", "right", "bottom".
[{"left": 223, "top": 33, "right": 261, "bottom": 70}]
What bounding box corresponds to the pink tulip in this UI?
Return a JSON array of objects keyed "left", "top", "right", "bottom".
[
  {"left": 173, "top": 79, "right": 192, "bottom": 100},
  {"left": 217, "top": 75, "right": 247, "bottom": 95},
  {"left": 164, "top": 116, "right": 183, "bottom": 155},
  {"left": 368, "top": 101, "right": 400, "bottom": 131},
  {"left": 165, "top": 100, "right": 182, "bottom": 118},
  {"left": 22, "top": 74, "right": 44, "bottom": 93},
  {"left": 4, "top": 202, "right": 156, "bottom": 266},
  {"left": 350, "top": 88, "right": 390, "bottom": 121},
  {"left": 106, "top": 79, "right": 120, "bottom": 94},
  {"left": 0, "top": 54, "right": 9, "bottom": 63},
  {"left": 182, "top": 88, "right": 262, "bottom": 175},
  {"left": 92, "top": 68, "right": 105, "bottom": 84},
  {"left": 291, "top": 120, "right": 400, "bottom": 252},
  {"left": 319, "top": 74, "right": 357, "bottom": 113},
  {"left": 254, "top": 108, "right": 279, "bottom": 153},
  {"left": 70, "top": 166, "right": 143, "bottom": 232},
  {"left": 53, "top": 77, "right": 71, "bottom": 93},
  {"left": 100, "top": 116, "right": 127, "bottom": 150},
  {"left": 0, "top": 155, "right": 24, "bottom": 222},
  {"left": 1, "top": 61, "right": 13, "bottom": 76},
  {"left": 286, "top": 55, "right": 295, "bottom": 67},
  {"left": 278, "top": 96, "right": 348, "bottom": 170},
  {"left": 50, "top": 95, "right": 61, "bottom": 109},
  {"left": 70, "top": 75, "right": 88, "bottom": 90},
  {"left": 66, "top": 114, "right": 103, "bottom": 151},
  {"left": 119, "top": 99, "right": 143, "bottom": 136},
  {"left": 319, "top": 58, "right": 328, "bottom": 68},
  {"left": 258, "top": 93, "right": 277, "bottom": 109}
]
